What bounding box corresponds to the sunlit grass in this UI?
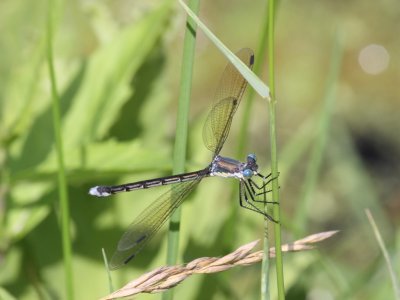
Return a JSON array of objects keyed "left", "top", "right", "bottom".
[
  {"left": 0, "top": 1, "right": 398, "bottom": 300},
  {"left": 46, "top": 0, "right": 74, "bottom": 298},
  {"left": 163, "top": 1, "right": 200, "bottom": 300}
]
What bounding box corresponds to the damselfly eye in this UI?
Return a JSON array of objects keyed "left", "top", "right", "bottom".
[
  {"left": 243, "top": 169, "right": 253, "bottom": 178},
  {"left": 247, "top": 153, "right": 256, "bottom": 162}
]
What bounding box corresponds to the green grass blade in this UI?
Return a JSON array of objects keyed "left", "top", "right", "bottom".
[
  {"left": 163, "top": 1, "right": 200, "bottom": 299},
  {"left": 261, "top": 221, "right": 271, "bottom": 300},
  {"left": 101, "top": 248, "right": 114, "bottom": 293},
  {"left": 46, "top": 0, "right": 74, "bottom": 299},
  {"left": 178, "top": 0, "right": 270, "bottom": 99},
  {"left": 62, "top": 2, "right": 173, "bottom": 148},
  {"left": 265, "top": 0, "right": 285, "bottom": 299},
  {"left": 0, "top": 287, "right": 17, "bottom": 300},
  {"left": 365, "top": 209, "right": 400, "bottom": 300}
]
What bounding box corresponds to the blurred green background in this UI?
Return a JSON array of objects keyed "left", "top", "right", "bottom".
[{"left": 0, "top": 0, "right": 399, "bottom": 299}]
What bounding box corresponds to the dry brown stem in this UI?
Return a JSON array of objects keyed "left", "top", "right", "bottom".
[{"left": 101, "top": 230, "right": 338, "bottom": 299}]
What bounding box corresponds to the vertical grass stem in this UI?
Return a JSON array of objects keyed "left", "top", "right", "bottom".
[
  {"left": 163, "top": 1, "right": 200, "bottom": 299},
  {"left": 46, "top": 0, "right": 74, "bottom": 299},
  {"left": 264, "top": 0, "right": 285, "bottom": 299}
]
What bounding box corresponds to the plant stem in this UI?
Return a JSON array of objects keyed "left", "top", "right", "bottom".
[
  {"left": 365, "top": 209, "right": 400, "bottom": 300},
  {"left": 163, "top": 1, "right": 199, "bottom": 299},
  {"left": 47, "top": 0, "right": 74, "bottom": 299},
  {"left": 265, "top": 0, "right": 285, "bottom": 299}
]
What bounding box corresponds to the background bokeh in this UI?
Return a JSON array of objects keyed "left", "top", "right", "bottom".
[{"left": 0, "top": 0, "right": 399, "bottom": 299}]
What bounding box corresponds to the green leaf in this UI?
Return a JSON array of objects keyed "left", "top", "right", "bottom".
[
  {"left": 62, "top": 0, "right": 174, "bottom": 148},
  {"left": 178, "top": 0, "right": 270, "bottom": 99},
  {"left": 5, "top": 182, "right": 52, "bottom": 242},
  {"left": 0, "top": 287, "right": 17, "bottom": 300}
]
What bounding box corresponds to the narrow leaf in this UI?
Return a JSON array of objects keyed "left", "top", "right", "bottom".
[{"left": 178, "top": 0, "right": 270, "bottom": 99}]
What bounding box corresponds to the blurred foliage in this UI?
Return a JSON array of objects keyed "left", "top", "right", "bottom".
[{"left": 0, "top": 0, "right": 399, "bottom": 299}]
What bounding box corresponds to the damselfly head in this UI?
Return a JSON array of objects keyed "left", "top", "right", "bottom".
[
  {"left": 247, "top": 153, "right": 257, "bottom": 162},
  {"left": 244, "top": 153, "right": 258, "bottom": 175}
]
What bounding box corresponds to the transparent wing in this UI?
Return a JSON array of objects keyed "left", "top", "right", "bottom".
[
  {"left": 203, "top": 48, "right": 255, "bottom": 155},
  {"left": 109, "top": 178, "right": 201, "bottom": 270}
]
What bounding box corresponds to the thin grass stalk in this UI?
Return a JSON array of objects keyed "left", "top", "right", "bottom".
[
  {"left": 102, "top": 248, "right": 114, "bottom": 293},
  {"left": 233, "top": 3, "right": 274, "bottom": 299},
  {"left": 163, "top": 1, "right": 199, "bottom": 299},
  {"left": 101, "top": 231, "right": 337, "bottom": 299},
  {"left": 265, "top": 0, "right": 285, "bottom": 299},
  {"left": 236, "top": 10, "right": 272, "bottom": 297},
  {"left": 365, "top": 209, "right": 400, "bottom": 300},
  {"left": 260, "top": 220, "right": 271, "bottom": 300},
  {"left": 46, "top": 0, "right": 74, "bottom": 299},
  {"left": 233, "top": 4, "right": 272, "bottom": 298}
]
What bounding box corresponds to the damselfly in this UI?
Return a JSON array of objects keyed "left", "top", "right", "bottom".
[{"left": 89, "top": 48, "right": 276, "bottom": 270}]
